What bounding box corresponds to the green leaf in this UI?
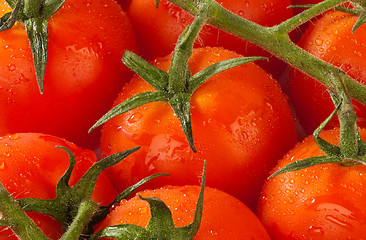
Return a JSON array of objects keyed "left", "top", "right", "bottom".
[
  {"left": 90, "top": 224, "right": 149, "bottom": 240},
  {"left": 169, "top": 93, "right": 196, "bottom": 152},
  {"left": 89, "top": 91, "right": 169, "bottom": 133},
  {"left": 122, "top": 51, "right": 169, "bottom": 91},
  {"left": 269, "top": 155, "right": 342, "bottom": 179},
  {"left": 0, "top": 0, "right": 22, "bottom": 32},
  {"left": 188, "top": 56, "right": 267, "bottom": 93},
  {"left": 24, "top": 18, "right": 48, "bottom": 94}
]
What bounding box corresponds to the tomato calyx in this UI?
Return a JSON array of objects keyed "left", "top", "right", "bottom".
[
  {"left": 270, "top": 69, "right": 366, "bottom": 178},
  {"left": 0, "top": 0, "right": 66, "bottom": 94},
  {"left": 89, "top": 1, "right": 266, "bottom": 152},
  {"left": 90, "top": 162, "right": 206, "bottom": 240}
]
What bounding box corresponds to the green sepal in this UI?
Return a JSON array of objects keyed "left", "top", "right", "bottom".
[
  {"left": 122, "top": 50, "right": 169, "bottom": 91},
  {"left": 353, "top": 13, "right": 366, "bottom": 32},
  {"left": 90, "top": 172, "right": 169, "bottom": 226},
  {"left": 91, "top": 161, "right": 206, "bottom": 240},
  {"left": 268, "top": 155, "right": 342, "bottom": 179},
  {"left": 312, "top": 90, "right": 342, "bottom": 156},
  {"left": 0, "top": 0, "right": 22, "bottom": 31},
  {"left": 24, "top": 18, "right": 48, "bottom": 94},
  {"left": 90, "top": 224, "right": 150, "bottom": 240},
  {"left": 17, "top": 147, "right": 140, "bottom": 231},
  {"left": 169, "top": 93, "right": 196, "bottom": 152},
  {"left": 188, "top": 56, "right": 267, "bottom": 93},
  {"left": 42, "top": 0, "right": 66, "bottom": 19},
  {"left": 89, "top": 91, "right": 169, "bottom": 133},
  {"left": 156, "top": 0, "right": 161, "bottom": 8}
]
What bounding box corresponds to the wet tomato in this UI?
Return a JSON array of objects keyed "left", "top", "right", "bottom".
[
  {"left": 100, "top": 47, "right": 298, "bottom": 210},
  {"left": 257, "top": 128, "right": 366, "bottom": 239}
]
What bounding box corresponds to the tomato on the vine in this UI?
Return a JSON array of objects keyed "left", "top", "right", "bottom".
[
  {"left": 288, "top": 10, "right": 366, "bottom": 135},
  {"left": 96, "top": 185, "right": 271, "bottom": 239},
  {"left": 125, "top": 0, "right": 294, "bottom": 77},
  {"left": 0, "top": 0, "right": 139, "bottom": 148},
  {"left": 0, "top": 132, "right": 117, "bottom": 239},
  {"left": 257, "top": 128, "right": 366, "bottom": 239},
  {"left": 100, "top": 47, "right": 298, "bottom": 210}
]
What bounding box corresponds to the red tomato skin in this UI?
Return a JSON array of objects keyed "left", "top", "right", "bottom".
[
  {"left": 100, "top": 47, "right": 298, "bottom": 210},
  {"left": 126, "top": 0, "right": 294, "bottom": 77},
  {"left": 96, "top": 186, "right": 271, "bottom": 240},
  {"left": 288, "top": 11, "right": 366, "bottom": 135},
  {"left": 0, "top": 0, "right": 139, "bottom": 148},
  {"left": 0, "top": 133, "right": 118, "bottom": 239},
  {"left": 257, "top": 128, "right": 366, "bottom": 239}
]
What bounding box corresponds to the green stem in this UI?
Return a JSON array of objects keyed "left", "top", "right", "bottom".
[
  {"left": 168, "top": 1, "right": 211, "bottom": 95},
  {"left": 0, "top": 183, "right": 50, "bottom": 240},
  {"left": 276, "top": 0, "right": 346, "bottom": 33},
  {"left": 167, "top": 0, "right": 366, "bottom": 105},
  {"left": 60, "top": 201, "right": 98, "bottom": 240}
]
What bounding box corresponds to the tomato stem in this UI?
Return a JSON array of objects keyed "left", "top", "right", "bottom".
[
  {"left": 0, "top": 182, "right": 50, "bottom": 240},
  {"left": 168, "top": 0, "right": 366, "bottom": 106},
  {"left": 59, "top": 201, "right": 98, "bottom": 240},
  {"left": 23, "top": 0, "right": 44, "bottom": 18},
  {"left": 168, "top": 1, "right": 211, "bottom": 95}
]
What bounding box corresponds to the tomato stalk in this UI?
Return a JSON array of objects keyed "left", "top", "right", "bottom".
[
  {"left": 0, "top": 182, "right": 50, "bottom": 240},
  {"left": 167, "top": 0, "right": 366, "bottom": 106}
]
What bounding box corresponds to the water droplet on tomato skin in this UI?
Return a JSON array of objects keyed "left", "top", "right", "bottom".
[
  {"left": 0, "top": 162, "right": 5, "bottom": 170},
  {"left": 308, "top": 226, "right": 325, "bottom": 236}
]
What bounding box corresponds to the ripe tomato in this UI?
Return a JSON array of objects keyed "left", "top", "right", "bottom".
[
  {"left": 0, "top": 0, "right": 139, "bottom": 148},
  {"left": 288, "top": 11, "right": 366, "bottom": 135},
  {"left": 257, "top": 128, "right": 366, "bottom": 239},
  {"left": 125, "top": 0, "right": 294, "bottom": 77},
  {"left": 0, "top": 132, "right": 117, "bottom": 239},
  {"left": 100, "top": 47, "right": 298, "bottom": 210},
  {"left": 96, "top": 185, "right": 271, "bottom": 239}
]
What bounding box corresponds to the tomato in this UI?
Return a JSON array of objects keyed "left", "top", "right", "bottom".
[
  {"left": 125, "top": 0, "right": 294, "bottom": 78},
  {"left": 0, "top": 0, "right": 139, "bottom": 148},
  {"left": 257, "top": 128, "right": 366, "bottom": 239},
  {"left": 288, "top": 11, "right": 366, "bottom": 135},
  {"left": 0, "top": 132, "right": 117, "bottom": 239},
  {"left": 100, "top": 47, "right": 298, "bottom": 210},
  {"left": 96, "top": 185, "right": 271, "bottom": 239}
]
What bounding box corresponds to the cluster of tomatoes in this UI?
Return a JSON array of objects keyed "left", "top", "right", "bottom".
[{"left": 1, "top": 0, "right": 366, "bottom": 239}]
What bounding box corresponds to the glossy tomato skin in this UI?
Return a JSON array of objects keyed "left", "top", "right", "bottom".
[
  {"left": 257, "top": 128, "right": 366, "bottom": 239},
  {"left": 0, "top": 0, "right": 139, "bottom": 148},
  {"left": 96, "top": 186, "right": 271, "bottom": 239},
  {"left": 0, "top": 133, "right": 117, "bottom": 239},
  {"left": 288, "top": 11, "right": 366, "bottom": 135},
  {"left": 125, "top": 0, "right": 294, "bottom": 78},
  {"left": 100, "top": 47, "right": 298, "bottom": 210}
]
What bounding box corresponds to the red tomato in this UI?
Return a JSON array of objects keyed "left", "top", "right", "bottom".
[
  {"left": 96, "top": 185, "right": 271, "bottom": 239},
  {"left": 0, "top": 132, "right": 117, "bottom": 239},
  {"left": 0, "top": 0, "right": 139, "bottom": 148},
  {"left": 257, "top": 128, "right": 366, "bottom": 239},
  {"left": 100, "top": 47, "right": 298, "bottom": 210},
  {"left": 125, "top": 0, "right": 294, "bottom": 78},
  {"left": 288, "top": 11, "right": 366, "bottom": 135}
]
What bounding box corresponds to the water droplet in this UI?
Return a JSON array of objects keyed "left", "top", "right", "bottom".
[
  {"left": 8, "top": 64, "right": 15, "bottom": 72},
  {"left": 308, "top": 226, "right": 325, "bottom": 236},
  {"left": 0, "top": 162, "right": 5, "bottom": 170},
  {"left": 127, "top": 112, "right": 143, "bottom": 124},
  {"left": 9, "top": 134, "right": 19, "bottom": 140},
  {"left": 315, "top": 39, "right": 323, "bottom": 46}
]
